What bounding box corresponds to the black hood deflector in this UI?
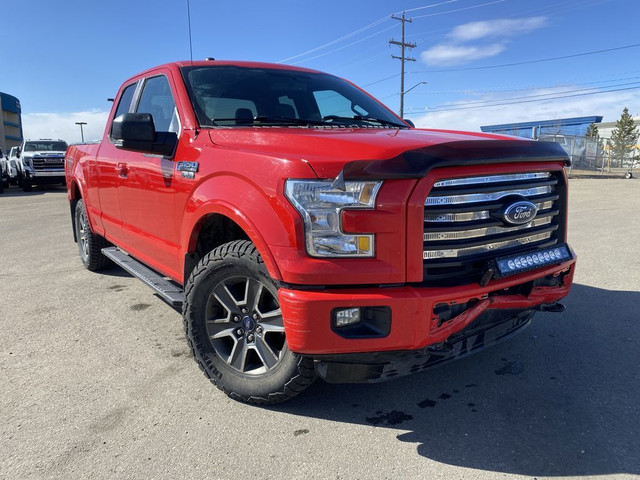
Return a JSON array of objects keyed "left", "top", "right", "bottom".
[{"left": 335, "top": 140, "right": 569, "bottom": 184}]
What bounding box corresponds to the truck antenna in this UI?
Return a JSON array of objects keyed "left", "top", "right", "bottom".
[{"left": 186, "top": 0, "right": 194, "bottom": 63}]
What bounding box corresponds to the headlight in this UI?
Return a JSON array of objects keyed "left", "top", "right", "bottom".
[
  {"left": 285, "top": 179, "right": 382, "bottom": 257},
  {"left": 22, "top": 157, "right": 33, "bottom": 168}
]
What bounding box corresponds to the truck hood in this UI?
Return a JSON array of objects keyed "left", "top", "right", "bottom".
[{"left": 207, "top": 128, "right": 568, "bottom": 179}]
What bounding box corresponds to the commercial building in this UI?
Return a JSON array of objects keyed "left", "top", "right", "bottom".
[
  {"left": 480, "top": 116, "right": 603, "bottom": 139},
  {"left": 0, "top": 92, "right": 23, "bottom": 155}
]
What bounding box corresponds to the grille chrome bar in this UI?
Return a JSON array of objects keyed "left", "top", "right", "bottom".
[
  {"left": 425, "top": 200, "right": 554, "bottom": 223},
  {"left": 423, "top": 231, "right": 553, "bottom": 260},
  {"left": 433, "top": 172, "right": 550, "bottom": 188},
  {"left": 424, "top": 216, "right": 553, "bottom": 242},
  {"left": 426, "top": 185, "right": 552, "bottom": 206}
]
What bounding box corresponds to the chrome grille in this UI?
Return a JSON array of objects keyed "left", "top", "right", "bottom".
[
  {"left": 423, "top": 171, "right": 564, "bottom": 284},
  {"left": 32, "top": 156, "right": 64, "bottom": 171}
]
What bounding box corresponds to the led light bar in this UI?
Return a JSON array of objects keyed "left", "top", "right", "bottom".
[{"left": 491, "top": 244, "right": 572, "bottom": 278}]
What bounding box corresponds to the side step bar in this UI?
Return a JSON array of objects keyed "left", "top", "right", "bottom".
[{"left": 102, "top": 247, "right": 184, "bottom": 307}]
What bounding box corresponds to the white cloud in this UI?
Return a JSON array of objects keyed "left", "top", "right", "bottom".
[
  {"left": 22, "top": 110, "right": 109, "bottom": 144},
  {"left": 421, "top": 43, "right": 506, "bottom": 66},
  {"left": 421, "top": 16, "right": 548, "bottom": 66},
  {"left": 409, "top": 88, "right": 640, "bottom": 133},
  {"left": 449, "top": 17, "right": 547, "bottom": 42}
]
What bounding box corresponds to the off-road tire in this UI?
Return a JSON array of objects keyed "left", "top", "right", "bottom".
[
  {"left": 183, "top": 240, "right": 316, "bottom": 405},
  {"left": 22, "top": 181, "right": 32, "bottom": 192},
  {"left": 74, "top": 199, "right": 110, "bottom": 271}
]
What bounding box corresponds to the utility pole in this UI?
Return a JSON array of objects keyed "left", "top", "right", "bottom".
[
  {"left": 389, "top": 12, "right": 416, "bottom": 118},
  {"left": 75, "top": 122, "right": 87, "bottom": 143}
]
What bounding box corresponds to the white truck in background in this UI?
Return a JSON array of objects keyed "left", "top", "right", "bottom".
[{"left": 15, "top": 139, "right": 68, "bottom": 191}]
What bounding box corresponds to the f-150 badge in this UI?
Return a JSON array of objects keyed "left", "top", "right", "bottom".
[{"left": 177, "top": 161, "right": 199, "bottom": 178}]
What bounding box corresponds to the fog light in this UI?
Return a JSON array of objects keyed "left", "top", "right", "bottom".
[{"left": 334, "top": 307, "right": 361, "bottom": 327}]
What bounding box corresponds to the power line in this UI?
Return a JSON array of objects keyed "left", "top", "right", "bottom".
[
  {"left": 380, "top": 74, "right": 640, "bottom": 99},
  {"left": 424, "top": 81, "right": 640, "bottom": 110},
  {"left": 277, "top": 1, "right": 461, "bottom": 65},
  {"left": 412, "top": 0, "right": 507, "bottom": 19},
  {"left": 423, "top": 43, "right": 640, "bottom": 73},
  {"left": 290, "top": 24, "right": 397, "bottom": 65},
  {"left": 406, "top": 86, "right": 640, "bottom": 113},
  {"left": 276, "top": 14, "right": 390, "bottom": 63},
  {"left": 414, "top": 75, "right": 640, "bottom": 95},
  {"left": 362, "top": 73, "right": 402, "bottom": 88},
  {"left": 401, "top": 0, "right": 459, "bottom": 13}
]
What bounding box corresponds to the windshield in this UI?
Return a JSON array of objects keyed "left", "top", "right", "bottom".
[
  {"left": 24, "top": 141, "right": 68, "bottom": 152},
  {"left": 181, "top": 66, "right": 406, "bottom": 128}
]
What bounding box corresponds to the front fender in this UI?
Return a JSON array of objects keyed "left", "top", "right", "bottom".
[{"left": 181, "top": 174, "right": 302, "bottom": 282}]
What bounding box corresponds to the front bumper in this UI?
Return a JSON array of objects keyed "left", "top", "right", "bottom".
[
  {"left": 279, "top": 257, "right": 575, "bottom": 356},
  {"left": 23, "top": 169, "right": 65, "bottom": 183},
  {"left": 314, "top": 308, "right": 535, "bottom": 383}
]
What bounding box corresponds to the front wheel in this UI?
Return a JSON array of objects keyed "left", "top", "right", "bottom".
[{"left": 183, "top": 240, "right": 316, "bottom": 404}]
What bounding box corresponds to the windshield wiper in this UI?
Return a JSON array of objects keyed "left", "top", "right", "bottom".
[
  {"left": 254, "top": 116, "right": 327, "bottom": 126},
  {"left": 353, "top": 115, "right": 407, "bottom": 128},
  {"left": 322, "top": 115, "right": 407, "bottom": 128},
  {"left": 209, "top": 116, "right": 326, "bottom": 127}
]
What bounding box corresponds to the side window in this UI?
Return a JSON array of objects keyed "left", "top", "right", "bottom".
[
  {"left": 136, "top": 75, "right": 179, "bottom": 133},
  {"left": 114, "top": 83, "right": 137, "bottom": 119},
  {"left": 110, "top": 83, "right": 137, "bottom": 137}
]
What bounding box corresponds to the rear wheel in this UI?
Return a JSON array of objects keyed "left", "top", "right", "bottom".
[
  {"left": 183, "top": 240, "right": 316, "bottom": 404},
  {"left": 74, "top": 199, "right": 110, "bottom": 271}
]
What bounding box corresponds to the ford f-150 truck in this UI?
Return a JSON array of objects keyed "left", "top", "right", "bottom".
[{"left": 65, "top": 60, "right": 576, "bottom": 405}]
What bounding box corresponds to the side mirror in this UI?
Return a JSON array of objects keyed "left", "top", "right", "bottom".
[
  {"left": 403, "top": 119, "right": 415, "bottom": 128},
  {"left": 16, "top": 147, "right": 21, "bottom": 158},
  {"left": 112, "top": 113, "right": 177, "bottom": 157}
]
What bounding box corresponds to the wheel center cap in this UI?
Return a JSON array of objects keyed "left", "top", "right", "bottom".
[{"left": 241, "top": 316, "right": 255, "bottom": 331}]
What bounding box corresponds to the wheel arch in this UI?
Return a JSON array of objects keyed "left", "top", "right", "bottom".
[
  {"left": 183, "top": 203, "right": 284, "bottom": 284},
  {"left": 68, "top": 180, "right": 83, "bottom": 243}
]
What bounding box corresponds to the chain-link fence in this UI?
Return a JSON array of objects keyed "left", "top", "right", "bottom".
[{"left": 537, "top": 134, "right": 639, "bottom": 174}]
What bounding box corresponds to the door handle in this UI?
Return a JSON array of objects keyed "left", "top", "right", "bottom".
[{"left": 116, "top": 162, "right": 128, "bottom": 177}]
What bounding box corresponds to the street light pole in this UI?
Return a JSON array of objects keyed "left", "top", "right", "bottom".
[
  {"left": 404, "top": 81, "right": 427, "bottom": 96},
  {"left": 75, "top": 122, "right": 87, "bottom": 143},
  {"left": 401, "top": 82, "right": 427, "bottom": 119}
]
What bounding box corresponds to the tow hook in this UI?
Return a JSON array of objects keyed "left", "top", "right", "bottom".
[{"left": 536, "top": 302, "right": 566, "bottom": 313}]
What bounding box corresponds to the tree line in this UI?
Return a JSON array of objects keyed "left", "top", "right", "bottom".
[{"left": 586, "top": 107, "right": 639, "bottom": 167}]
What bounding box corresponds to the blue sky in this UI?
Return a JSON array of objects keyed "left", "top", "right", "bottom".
[{"left": 2, "top": 0, "right": 639, "bottom": 142}]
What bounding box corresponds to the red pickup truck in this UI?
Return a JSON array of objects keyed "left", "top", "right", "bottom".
[{"left": 66, "top": 60, "right": 576, "bottom": 404}]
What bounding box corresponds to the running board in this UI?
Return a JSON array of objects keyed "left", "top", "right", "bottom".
[{"left": 101, "top": 247, "right": 184, "bottom": 307}]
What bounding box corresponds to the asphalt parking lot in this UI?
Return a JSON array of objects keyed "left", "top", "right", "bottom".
[{"left": 1, "top": 179, "right": 639, "bottom": 480}]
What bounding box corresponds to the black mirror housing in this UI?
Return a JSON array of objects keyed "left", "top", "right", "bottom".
[
  {"left": 112, "top": 113, "right": 177, "bottom": 157},
  {"left": 112, "top": 113, "right": 156, "bottom": 142},
  {"left": 403, "top": 119, "right": 415, "bottom": 128}
]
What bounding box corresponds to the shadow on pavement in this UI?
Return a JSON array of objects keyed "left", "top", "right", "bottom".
[
  {"left": 273, "top": 283, "right": 639, "bottom": 477},
  {"left": 0, "top": 184, "right": 67, "bottom": 197}
]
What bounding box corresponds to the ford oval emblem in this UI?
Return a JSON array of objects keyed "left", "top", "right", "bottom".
[{"left": 503, "top": 201, "right": 538, "bottom": 225}]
